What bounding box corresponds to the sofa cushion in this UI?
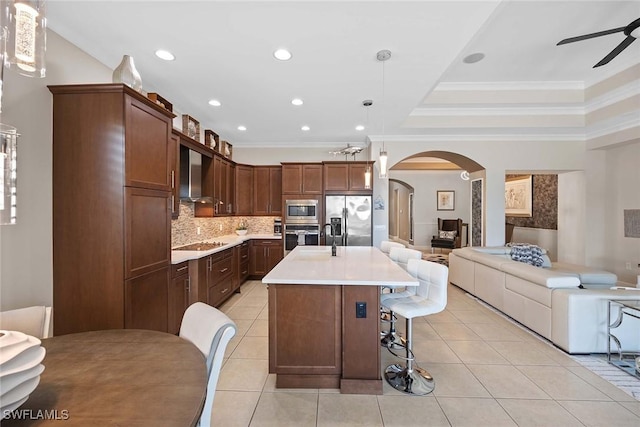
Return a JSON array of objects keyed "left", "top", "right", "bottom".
[
  {"left": 551, "top": 262, "right": 617, "bottom": 285},
  {"left": 501, "top": 262, "right": 581, "bottom": 288},
  {"left": 470, "top": 251, "right": 513, "bottom": 269}
]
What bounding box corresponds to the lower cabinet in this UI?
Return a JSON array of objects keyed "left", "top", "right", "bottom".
[
  {"left": 208, "top": 250, "right": 234, "bottom": 306},
  {"left": 249, "top": 239, "right": 284, "bottom": 277},
  {"left": 168, "top": 261, "right": 190, "bottom": 335},
  {"left": 235, "top": 241, "right": 250, "bottom": 291},
  {"left": 125, "top": 267, "right": 169, "bottom": 332}
]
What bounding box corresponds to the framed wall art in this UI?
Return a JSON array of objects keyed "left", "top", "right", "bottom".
[
  {"left": 505, "top": 175, "right": 532, "bottom": 217},
  {"left": 437, "top": 190, "right": 455, "bottom": 211}
]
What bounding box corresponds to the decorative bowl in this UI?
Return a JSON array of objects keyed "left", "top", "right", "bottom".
[{"left": 236, "top": 229, "right": 247, "bottom": 236}]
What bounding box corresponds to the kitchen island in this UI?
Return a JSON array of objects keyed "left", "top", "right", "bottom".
[{"left": 262, "top": 245, "right": 418, "bottom": 394}]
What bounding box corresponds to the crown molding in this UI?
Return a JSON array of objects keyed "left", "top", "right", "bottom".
[
  {"left": 368, "top": 133, "right": 585, "bottom": 143},
  {"left": 434, "top": 81, "right": 585, "bottom": 92},
  {"left": 410, "top": 105, "right": 585, "bottom": 117},
  {"left": 585, "top": 80, "right": 640, "bottom": 113}
]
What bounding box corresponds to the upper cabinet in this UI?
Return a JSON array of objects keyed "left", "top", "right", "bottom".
[
  {"left": 124, "top": 95, "right": 173, "bottom": 191},
  {"left": 282, "top": 163, "right": 323, "bottom": 195},
  {"left": 253, "top": 166, "right": 282, "bottom": 215},
  {"left": 235, "top": 164, "right": 254, "bottom": 215},
  {"left": 323, "top": 161, "right": 371, "bottom": 193}
]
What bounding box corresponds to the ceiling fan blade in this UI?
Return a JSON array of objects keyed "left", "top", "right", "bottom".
[
  {"left": 594, "top": 35, "right": 636, "bottom": 67},
  {"left": 557, "top": 26, "right": 626, "bottom": 45}
]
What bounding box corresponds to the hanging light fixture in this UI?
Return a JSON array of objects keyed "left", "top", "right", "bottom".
[
  {"left": 362, "top": 99, "right": 373, "bottom": 189},
  {"left": 377, "top": 49, "right": 390, "bottom": 178},
  {"left": 4, "top": 0, "right": 47, "bottom": 78}
]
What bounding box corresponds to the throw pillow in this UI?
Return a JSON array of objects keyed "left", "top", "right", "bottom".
[{"left": 438, "top": 230, "right": 457, "bottom": 240}]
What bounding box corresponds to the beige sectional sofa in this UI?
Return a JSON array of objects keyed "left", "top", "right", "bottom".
[{"left": 449, "top": 247, "right": 640, "bottom": 354}]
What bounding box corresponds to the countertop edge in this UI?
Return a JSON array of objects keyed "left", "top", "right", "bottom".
[{"left": 171, "top": 234, "right": 281, "bottom": 264}]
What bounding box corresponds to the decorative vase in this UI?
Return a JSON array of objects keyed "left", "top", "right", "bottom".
[{"left": 112, "top": 55, "right": 142, "bottom": 92}]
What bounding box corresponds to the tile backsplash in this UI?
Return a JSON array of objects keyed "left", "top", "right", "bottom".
[{"left": 172, "top": 203, "right": 278, "bottom": 247}]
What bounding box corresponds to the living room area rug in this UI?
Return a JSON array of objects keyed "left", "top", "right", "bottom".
[{"left": 422, "top": 252, "right": 449, "bottom": 267}]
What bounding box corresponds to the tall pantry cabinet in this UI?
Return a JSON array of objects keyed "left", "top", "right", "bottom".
[{"left": 49, "top": 84, "right": 173, "bottom": 335}]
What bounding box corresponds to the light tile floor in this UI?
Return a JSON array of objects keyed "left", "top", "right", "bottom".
[{"left": 210, "top": 280, "right": 640, "bottom": 427}]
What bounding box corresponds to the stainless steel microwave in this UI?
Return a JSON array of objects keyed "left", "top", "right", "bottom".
[{"left": 285, "top": 199, "right": 319, "bottom": 224}]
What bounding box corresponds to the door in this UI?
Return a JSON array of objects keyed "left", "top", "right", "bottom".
[{"left": 345, "top": 196, "right": 372, "bottom": 246}]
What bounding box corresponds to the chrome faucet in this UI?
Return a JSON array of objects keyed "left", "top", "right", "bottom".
[{"left": 323, "top": 223, "right": 337, "bottom": 256}]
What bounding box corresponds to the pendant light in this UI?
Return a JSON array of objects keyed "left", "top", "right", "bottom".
[
  {"left": 4, "top": 0, "right": 47, "bottom": 78},
  {"left": 377, "top": 49, "right": 390, "bottom": 178},
  {"left": 362, "top": 99, "right": 373, "bottom": 189}
]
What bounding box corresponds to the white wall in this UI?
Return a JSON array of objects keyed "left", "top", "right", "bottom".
[
  {"left": 389, "top": 170, "right": 470, "bottom": 248},
  {"left": 604, "top": 140, "right": 640, "bottom": 284},
  {"left": 0, "top": 32, "right": 111, "bottom": 310}
]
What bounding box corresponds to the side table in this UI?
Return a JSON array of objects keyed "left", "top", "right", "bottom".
[{"left": 608, "top": 299, "right": 640, "bottom": 378}]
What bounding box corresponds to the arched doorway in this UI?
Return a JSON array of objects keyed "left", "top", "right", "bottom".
[{"left": 387, "top": 151, "right": 485, "bottom": 250}]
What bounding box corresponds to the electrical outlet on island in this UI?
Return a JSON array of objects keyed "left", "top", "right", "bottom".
[{"left": 219, "top": 224, "right": 223, "bottom": 231}]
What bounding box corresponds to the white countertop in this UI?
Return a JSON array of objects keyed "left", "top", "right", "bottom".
[
  {"left": 171, "top": 233, "right": 281, "bottom": 264},
  {"left": 262, "top": 246, "right": 419, "bottom": 287}
]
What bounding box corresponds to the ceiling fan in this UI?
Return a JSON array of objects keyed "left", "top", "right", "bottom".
[{"left": 557, "top": 17, "right": 640, "bottom": 68}]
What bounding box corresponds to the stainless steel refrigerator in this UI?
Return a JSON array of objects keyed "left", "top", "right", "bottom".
[{"left": 325, "top": 195, "right": 372, "bottom": 246}]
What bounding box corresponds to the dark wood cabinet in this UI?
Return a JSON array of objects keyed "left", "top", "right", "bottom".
[
  {"left": 323, "top": 161, "right": 371, "bottom": 193},
  {"left": 169, "top": 262, "right": 190, "bottom": 335},
  {"left": 125, "top": 187, "right": 171, "bottom": 279},
  {"left": 50, "top": 84, "right": 174, "bottom": 335},
  {"left": 235, "top": 164, "right": 253, "bottom": 215},
  {"left": 249, "top": 239, "right": 283, "bottom": 276},
  {"left": 189, "top": 248, "right": 236, "bottom": 309},
  {"left": 235, "top": 241, "right": 250, "bottom": 288},
  {"left": 169, "top": 133, "right": 180, "bottom": 218},
  {"left": 253, "top": 166, "right": 282, "bottom": 215},
  {"left": 282, "top": 163, "right": 323, "bottom": 195},
  {"left": 125, "top": 267, "right": 170, "bottom": 332}
]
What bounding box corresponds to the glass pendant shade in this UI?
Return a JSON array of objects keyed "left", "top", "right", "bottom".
[
  {"left": 4, "top": 0, "right": 47, "bottom": 78},
  {"left": 0, "top": 124, "right": 18, "bottom": 224},
  {"left": 379, "top": 149, "right": 388, "bottom": 178},
  {"left": 112, "top": 55, "right": 142, "bottom": 92},
  {"left": 364, "top": 165, "right": 371, "bottom": 189}
]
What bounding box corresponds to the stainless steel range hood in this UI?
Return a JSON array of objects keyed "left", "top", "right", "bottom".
[{"left": 179, "top": 147, "right": 213, "bottom": 203}]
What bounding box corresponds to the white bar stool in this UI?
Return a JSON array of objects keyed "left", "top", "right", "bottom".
[
  {"left": 381, "top": 247, "right": 422, "bottom": 349},
  {"left": 381, "top": 258, "right": 448, "bottom": 395}
]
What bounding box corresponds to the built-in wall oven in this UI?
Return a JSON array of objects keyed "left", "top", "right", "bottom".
[
  {"left": 284, "top": 224, "right": 320, "bottom": 256},
  {"left": 285, "top": 199, "right": 319, "bottom": 224}
]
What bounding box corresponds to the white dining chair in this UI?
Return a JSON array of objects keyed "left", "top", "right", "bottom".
[
  {"left": 0, "top": 306, "right": 52, "bottom": 339},
  {"left": 179, "top": 302, "right": 237, "bottom": 427}
]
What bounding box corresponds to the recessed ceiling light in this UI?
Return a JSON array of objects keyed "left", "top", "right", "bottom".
[
  {"left": 237, "top": 125, "right": 247, "bottom": 131},
  {"left": 291, "top": 98, "right": 303, "bottom": 106},
  {"left": 355, "top": 125, "right": 365, "bottom": 131},
  {"left": 301, "top": 125, "right": 310, "bottom": 131},
  {"left": 155, "top": 49, "right": 175, "bottom": 61},
  {"left": 273, "top": 48, "right": 292, "bottom": 61},
  {"left": 208, "top": 99, "right": 221, "bottom": 107},
  {"left": 463, "top": 52, "right": 485, "bottom": 64}
]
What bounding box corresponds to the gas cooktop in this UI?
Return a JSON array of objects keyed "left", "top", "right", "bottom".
[{"left": 173, "top": 242, "right": 226, "bottom": 251}]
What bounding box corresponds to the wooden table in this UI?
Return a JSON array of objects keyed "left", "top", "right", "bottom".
[{"left": 2, "top": 329, "right": 207, "bottom": 426}]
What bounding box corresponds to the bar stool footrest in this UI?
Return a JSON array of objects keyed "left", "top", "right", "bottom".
[{"left": 384, "top": 363, "right": 435, "bottom": 396}]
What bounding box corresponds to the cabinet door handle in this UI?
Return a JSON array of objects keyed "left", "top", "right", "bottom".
[
  {"left": 241, "top": 254, "right": 248, "bottom": 259},
  {"left": 185, "top": 277, "right": 191, "bottom": 293},
  {"left": 208, "top": 258, "right": 212, "bottom": 271},
  {"left": 220, "top": 267, "right": 229, "bottom": 273},
  {"left": 176, "top": 265, "right": 188, "bottom": 272},
  {"left": 221, "top": 287, "right": 229, "bottom": 294},
  {"left": 241, "top": 269, "right": 248, "bottom": 275},
  {"left": 171, "top": 170, "right": 175, "bottom": 189},
  {"left": 171, "top": 195, "right": 175, "bottom": 212}
]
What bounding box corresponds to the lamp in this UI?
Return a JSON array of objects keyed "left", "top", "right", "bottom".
[
  {"left": 0, "top": 124, "right": 18, "bottom": 225},
  {"left": 362, "top": 99, "right": 373, "bottom": 190},
  {"left": 377, "top": 49, "right": 391, "bottom": 178},
  {"left": 4, "top": 0, "right": 47, "bottom": 78}
]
